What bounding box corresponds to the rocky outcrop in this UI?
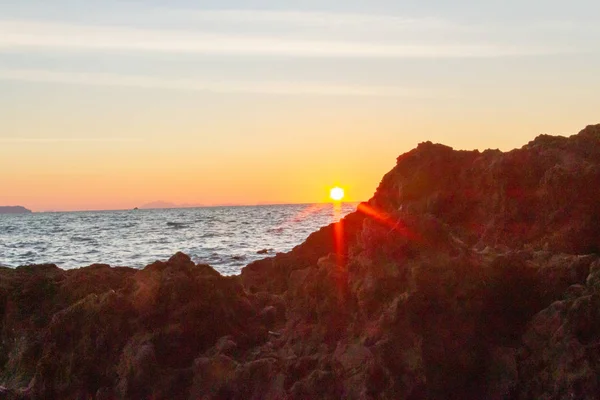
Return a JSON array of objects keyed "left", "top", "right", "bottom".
[
  {"left": 0, "top": 255, "right": 269, "bottom": 399},
  {"left": 1, "top": 124, "right": 600, "bottom": 399}
]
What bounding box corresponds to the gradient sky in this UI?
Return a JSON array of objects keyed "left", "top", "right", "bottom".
[{"left": 1, "top": 0, "right": 599, "bottom": 211}]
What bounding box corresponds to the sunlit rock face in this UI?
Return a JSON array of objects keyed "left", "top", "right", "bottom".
[{"left": 0, "top": 124, "right": 599, "bottom": 399}]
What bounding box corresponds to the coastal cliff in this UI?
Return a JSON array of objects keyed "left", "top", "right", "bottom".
[{"left": 1, "top": 125, "right": 600, "bottom": 399}]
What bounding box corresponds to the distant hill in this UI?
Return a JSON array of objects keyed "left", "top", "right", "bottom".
[
  {"left": 140, "top": 201, "right": 179, "bottom": 209},
  {"left": 140, "top": 201, "right": 203, "bottom": 209},
  {"left": 0, "top": 206, "right": 32, "bottom": 214}
]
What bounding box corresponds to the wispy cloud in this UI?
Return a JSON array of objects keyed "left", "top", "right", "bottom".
[
  {"left": 0, "top": 68, "right": 445, "bottom": 98},
  {"left": 150, "top": 9, "right": 458, "bottom": 31},
  {"left": 173, "top": 9, "right": 594, "bottom": 31},
  {"left": 0, "top": 137, "right": 140, "bottom": 143},
  {"left": 0, "top": 19, "right": 568, "bottom": 58}
]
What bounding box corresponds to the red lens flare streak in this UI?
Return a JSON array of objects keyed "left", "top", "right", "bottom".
[
  {"left": 333, "top": 202, "right": 345, "bottom": 270},
  {"left": 357, "top": 203, "right": 420, "bottom": 241},
  {"left": 332, "top": 202, "right": 421, "bottom": 270},
  {"left": 271, "top": 203, "right": 328, "bottom": 232}
]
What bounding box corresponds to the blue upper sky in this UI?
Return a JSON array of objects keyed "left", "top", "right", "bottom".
[{"left": 2, "top": 1, "right": 598, "bottom": 91}]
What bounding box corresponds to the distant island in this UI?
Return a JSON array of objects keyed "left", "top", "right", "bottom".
[
  {"left": 0, "top": 206, "right": 32, "bottom": 214},
  {"left": 140, "top": 201, "right": 198, "bottom": 209},
  {"left": 140, "top": 201, "right": 213, "bottom": 209}
]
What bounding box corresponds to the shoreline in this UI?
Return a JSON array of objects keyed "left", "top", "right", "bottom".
[{"left": 0, "top": 203, "right": 359, "bottom": 273}]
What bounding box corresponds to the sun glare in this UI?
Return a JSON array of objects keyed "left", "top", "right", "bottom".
[{"left": 330, "top": 187, "right": 345, "bottom": 202}]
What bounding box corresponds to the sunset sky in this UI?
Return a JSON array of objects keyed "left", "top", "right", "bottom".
[{"left": 1, "top": 0, "right": 599, "bottom": 211}]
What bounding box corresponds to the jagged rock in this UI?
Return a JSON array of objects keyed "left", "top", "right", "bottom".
[{"left": 0, "top": 255, "right": 268, "bottom": 399}]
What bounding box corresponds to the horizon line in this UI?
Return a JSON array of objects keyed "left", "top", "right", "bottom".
[{"left": 23, "top": 200, "right": 363, "bottom": 214}]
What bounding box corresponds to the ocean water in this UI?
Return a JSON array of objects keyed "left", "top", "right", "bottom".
[{"left": 0, "top": 203, "right": 357, "bottom": 275}]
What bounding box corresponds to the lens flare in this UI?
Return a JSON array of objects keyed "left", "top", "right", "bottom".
[{"left": 330, "top": 187, "right": 345, "bottom": 201}]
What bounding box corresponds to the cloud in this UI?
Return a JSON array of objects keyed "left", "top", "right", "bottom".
[
  {"left": 0, "top": 137, "right": 140, "bottom": 143},
  {"left": 0, "top": 68, "right": 445, "bottom": 98},
  {"left": 150, "top": 9, "right": 458, "bottom": 31},
  {"left": 0, "top": 19, "right": 568, "bottom": 58}
]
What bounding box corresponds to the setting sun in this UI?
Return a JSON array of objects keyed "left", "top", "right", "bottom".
[{"left": 330, "top": 187, "right": 345, "bottom": 202}]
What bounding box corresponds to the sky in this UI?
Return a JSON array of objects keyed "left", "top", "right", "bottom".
[{"left": 1, "top": 0, "right": 599, "bottom": 211}]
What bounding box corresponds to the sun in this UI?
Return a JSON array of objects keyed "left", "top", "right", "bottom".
[{"left": 330, "top": 187, "right": 345, "bottom": 202}]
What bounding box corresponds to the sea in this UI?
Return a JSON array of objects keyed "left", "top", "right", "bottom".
[{"left": 0, "top": 203, "right": 357, "bottom": 275}]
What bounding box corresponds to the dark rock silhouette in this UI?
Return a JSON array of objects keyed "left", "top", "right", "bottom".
[
  {"left": 0, "top": 206, "right": 32, "bottom": 214},
  {"left": 1, "top": 124, "right": 600, "bottom": 399}
]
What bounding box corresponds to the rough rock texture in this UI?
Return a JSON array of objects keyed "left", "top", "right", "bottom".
[
  {"left": 0, "top": 256, "right": 268, "bottom": 399},
  {"left": 1, "top": 124, "right": 600, "bottom": 399}
]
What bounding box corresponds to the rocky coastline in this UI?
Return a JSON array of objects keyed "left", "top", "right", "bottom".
[{"left": 1, "top": 125, "right": 599, "bottom": 399}]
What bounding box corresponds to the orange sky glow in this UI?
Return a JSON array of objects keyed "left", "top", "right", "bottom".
[
  {"left": 1, "top": 2, "right": 599, "bottom": 212},
  {"left": 1, "top": 108, "right": 595, "bottom": 212}
]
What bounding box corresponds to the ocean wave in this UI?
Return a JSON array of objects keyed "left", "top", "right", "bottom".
[
  {"left": 11, "top": 241, "right": 46, "bottom": 247},
  {"left": 147, "top": 239, "right": 170, "bottom": 244},
  {"left": 71, "top": 236, "right": 96, "bottom": 243},
  {"left": 166, "top": 222, "right": 188, "bottom": 229},
  {"left": 0, "top": 204, "right": 354, "bottom": 272}
]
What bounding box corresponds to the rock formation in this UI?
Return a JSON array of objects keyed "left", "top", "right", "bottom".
[{"left": 1, "top": 124, "right": 600, "bottom": 399}]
